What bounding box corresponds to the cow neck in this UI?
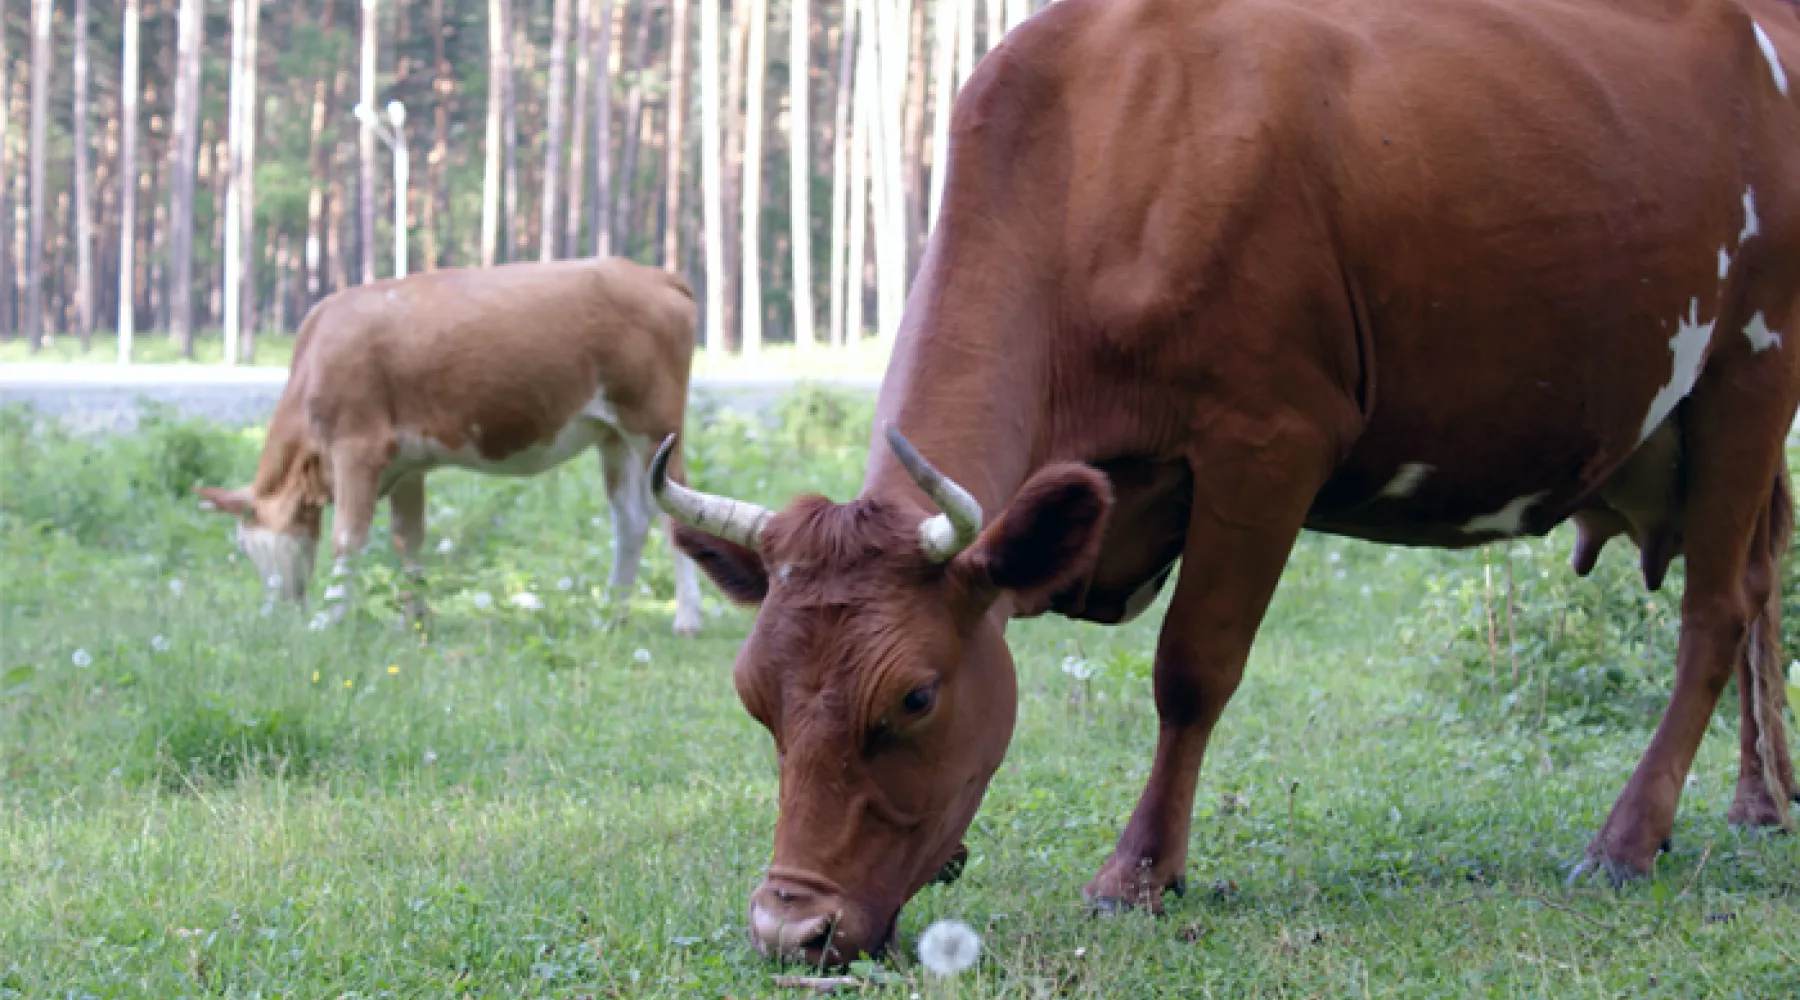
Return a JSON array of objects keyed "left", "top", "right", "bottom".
[{"left": 861, "top": 271, "right": 1047, "bottom": 523}]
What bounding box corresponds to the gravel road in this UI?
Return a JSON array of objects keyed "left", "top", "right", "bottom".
[{"left": 0, "top": 364, "right": 880, "bottom": 434}]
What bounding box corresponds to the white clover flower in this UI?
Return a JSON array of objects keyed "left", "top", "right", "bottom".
[
  {"left": 917, "top": 919, "right": 980, "bottom": 977},
  {"left": 71, "top": 649, "right": 92, "bottom": 667},
  {"left": 472, "top": 591, "right": 493, "bottom": 610},
  {"left": 556, "top": 577, "right": 574, "bottom": 592},
  {"left": 633, "top": 648, "right": 652, "bottom": 664},
  {"left": 1060, "top": 656, "right": 1094, "bottom": 682},
  {"left": 168, "top": 579, "right": 184, "bottom": 596},
  {"left": 510, "top": 592, "right": 544, "bottom": 611},
  {"left": 590, "top": 516, "right": 605, "bottom": 528},
  {"left": 307, "top": 612, "right": 332, "bottom": 631},
  {"left": 437, "top": 538, "right": 455, "bottom": 555},
  {"left": 151, "top": 635, "right": 171, "bottom": 653},
  {"left": 322, "top": 584, "right": 348, "bottom": 602},
  {"left": 422, "top": 750, "right": 439, "bottom": 766}
]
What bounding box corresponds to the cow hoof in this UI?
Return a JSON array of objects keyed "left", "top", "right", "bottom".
[
  {"left": 932, "top": 844, "right": 970, "bottom": 885},
  {"left": 1566, "top": 854, "right": 1652, "bottom": 889},
  {"left": 672, "top": 620, "right": 702, "bottom": 638}
]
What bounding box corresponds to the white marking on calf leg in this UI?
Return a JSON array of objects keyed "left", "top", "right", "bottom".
[
  {"left": 1639, "top": 298, "right": 1717, "bottom": 443},
  {"left": 1461, "top": 491, "right": 1548, "bottom": 537},
  {"left": 599, "top": 435, "right": 654, "bottom": 618},
  {"left": 1753, "top": 22, "right": 1790, "bottom": 97},
  {"left": 1744, "top": 312, "right": 1784, "bottom": 353},
  {"left": 1376, "top": 462, "right": 1434, "bottom": 500},
  {"left": 1718, "top": 248, "right": 1733, "bottom": 280}
]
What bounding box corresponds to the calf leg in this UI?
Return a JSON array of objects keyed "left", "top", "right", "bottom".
[
  {"left": 389, "top": 472, "right": 428, "bottom": 621},
  {"left": 315, "top": 439, "right": 388, "bottom": 627},
  {"left": 1581, "top": 345, "right": 1797, "bottom": 880},
  {"left": 1085, "top": 418, "right": 1331, "bottom": 911},
  {"left": 598, "top": 432, "right": 654, "bottom": 624},
  {"left": 658, "top": 446, "right": 705, "bottom": 636}
]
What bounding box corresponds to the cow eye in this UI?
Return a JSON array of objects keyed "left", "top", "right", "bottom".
[{"left": 901, "top": 682, "right": 938, "bottom": 716}]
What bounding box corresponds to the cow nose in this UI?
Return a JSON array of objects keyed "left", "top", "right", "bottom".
[{"left": 748, "top": 879, "right": 867, "bottom": 963}]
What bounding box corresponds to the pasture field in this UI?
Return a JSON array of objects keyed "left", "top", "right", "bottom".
[{"left": 2, "top": 391, "right": 1798, "bottom": 998}]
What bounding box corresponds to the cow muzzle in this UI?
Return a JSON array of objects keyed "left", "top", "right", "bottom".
[{"left": 747, "top": 874, "right": 887, "bottom": 965}]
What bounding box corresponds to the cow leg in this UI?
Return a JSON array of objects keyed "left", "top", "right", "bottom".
[
  {"left": 389, "top": 472, "right": 428, "bottom": 622},
  {"left": 1084, "top": 420, "right": 1332, "bottom": 911},
  {"left": 315, "top": 439, "right": 388, "bottom": 627},
  {"left": 1729, "top": 609, "right": 1797, "bottom": 826},
  {"left": 656, "top": 445, "right": 705, "bottom": 636},
  {"left": 1579, "top": 352, "right": 1796, "bottom": 881},
  {"left": 598, "top": 431, "right": 654, "bottom": 625}
]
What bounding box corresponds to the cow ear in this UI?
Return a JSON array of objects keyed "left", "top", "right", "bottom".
[
  {"left": 955, "top": 463, "right": 1113, "bottom": 603},
  {"left": 195, "top": 485, "right": 256, "bottom": 518},
  {"left": 672, "top": 524, "right": 770, "bottom": 604}
]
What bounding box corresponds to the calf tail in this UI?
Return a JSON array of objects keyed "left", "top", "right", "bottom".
[{"left": 1748, "top": 457, "right": 1796, "bottom": 826}]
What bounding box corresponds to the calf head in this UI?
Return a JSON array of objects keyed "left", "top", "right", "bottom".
[
  {"left": 196, "top": 478, "right": 323, "bottom": 603},
  {"left": 653, "top": 427, "right": 1112, "bottom": 964}
]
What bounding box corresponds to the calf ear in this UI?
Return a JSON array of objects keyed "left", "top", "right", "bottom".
[
  {"left": 955, "top": 463, "right": 1113, "bottom": 603},
  {"left": 671, "top": 524, "right": 770, "bottom": 604},
  {"left": 195, "top": 485, "right": 256, "bottom": 518}
]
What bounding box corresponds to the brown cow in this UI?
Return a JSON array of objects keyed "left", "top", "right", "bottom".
[
  {"left": 654, "top": 0, "right": 1800, "bottom": 963},
  {"left": 197, "top": 257, "right": 705, "bottom": 635}
]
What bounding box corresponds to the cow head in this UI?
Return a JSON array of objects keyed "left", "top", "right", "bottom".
[
  {"left": 653, "top": 427, "right": 1112, "bottom": 964},
  {"left": 195, "top": 484, "right": 319, "bottom": 602}
]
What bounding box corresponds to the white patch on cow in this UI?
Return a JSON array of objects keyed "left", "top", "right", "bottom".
[
  {"left": 1741, "top": 188, "right": 1761, "bottom": 245},
  {"left": 1461, "top": 491, "right": 1547, "bottom": 538},
  {"left": 1639, "top": 298, "right": 1716, "bottom": 443},
  {"left": 1753, "top": 22, "right": 1790, "bottom": 97},
  {"left": 1745, "top": 311, "right": 1784, "bottom": 353},
  {"left": 394, "top": 388, "right": 620, "bottom": 480},
  {"left": 1718, "top": 247, "right": 1733, "bottom": 280},
  {"left": 1376, "top": 462, "right": 1434, "bottom": 500}
]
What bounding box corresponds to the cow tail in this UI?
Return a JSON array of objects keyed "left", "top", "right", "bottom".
[{"left": 1748, "top": 456, "right": 1795, "bottom": 826}]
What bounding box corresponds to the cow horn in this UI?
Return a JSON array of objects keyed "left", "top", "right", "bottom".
[
  {"left": 649, "top": 434, "right": 772, "bottom": 551},
  {"left": 884, "top": 423, "right": 984, "bottom": 563}
]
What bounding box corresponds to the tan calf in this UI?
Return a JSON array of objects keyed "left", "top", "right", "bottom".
[{"left": 197, "top": 256, "right": 705, "bottom": 635}]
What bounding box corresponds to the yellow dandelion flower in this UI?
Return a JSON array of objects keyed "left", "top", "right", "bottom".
[
  {"left": 388, "top": 665, "right": 399, "bottom": 675},
  {"left": 344, "top": 678, "right": 354, "bottom": 689},
  {"left": 311, "top": 671, "right": 320, "bottom": 683}
]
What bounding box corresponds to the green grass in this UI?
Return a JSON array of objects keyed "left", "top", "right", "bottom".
[
  {"left": 0, "top": 332, "right": 895, "bottom": 381},
  {"left": 2, "top": 394, "right": 1797, "bottom": 998}
]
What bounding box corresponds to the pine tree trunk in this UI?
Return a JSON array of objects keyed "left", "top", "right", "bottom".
[
  {"left": 426, "top": 0, "right": 449, "bottom": 270},
  {"left": 483, "top": 0, "right": 506, "bottom": 266},
  {"left": 117, "top": 0, "right": 141, "bottom": 357},
  {"left": 503, "top": 0, "right": 520, "bottom": 262},
  {"left": 359, "top": 0, "right": 378, "bottom": 283},
  {"left": 589, "top": 0, "right": 615, "bottom": 255},
  {"left": 927, "top": 0, "right": 956, "bottom": 230},
  {"left": 225, "top": 0, "right": 248, "bottom": 361},
  {"left": 168, "top": 0, "right": 203, "bottom": 354},
  {"left": 957, "top": 0, "right": 975, "bottom": 87},
  {"left": 664, "top": 0, "right": 690, "bottom": 271},
  {"left": 721, "top": 0, "right": 750, "bottom": 345},
  {"left": 73, "top": 0, "right": 94, "bottom": 344},
  {"left": 739, "top": 0, "right": 767, "bottom": 354},
  {"left": 328, "top": 138, "right": 349, "bottom": 291},
  {"left": 827, "top": 0, "right": 857, "bottom": 349},
  {"left": 846, "top": 14, "right": 871, "bottom": 346},
  {"left": 1006, "top": 0, "right": 1026, "bottom": 32},
  {"left": 0, "top": 0, "right": 12, "bottom": 337},
  {"left": 985, "top": 0, "right": 1001, "bottom": 55},
  {"left": 26, "top": 0, "right": 51, "bottom": 347},
  {"left": 305, "top": 1, "right": 341, "bottom": 300},
  {"left": 565, "top": 0, "right": 592, "bottom": 256},
  {"left": 698, "top": 0, "right": 723, "bottom": 351},
  {"left": 239, "top": 0, "right": 261, "bottom": 358},
  {"left": 902, "top": 0, "right": 926, "bottom": 272},
  {"left": 540, "top": 0, "right": 572, "bottom": 260},
  {"left": 614, "top": 0, "right": 656, "bottom": 256},
  {"left": 787, "top": 0, "right": 815, "bottom": 350}
]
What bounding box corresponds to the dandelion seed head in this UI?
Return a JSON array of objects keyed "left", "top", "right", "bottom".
[
  {"left": 917, "top": 919, "right": 981, "bottom": 977},
  {"left": 1060, "top": 656, "right": 1094, "bottom": 681},
  {"left": 436, "top": 538, "right": 455, "bottom": 554},
  {"left": 633, "top": 648, "right": 652, "bottom": 664},
  {"left": 509, "top": 592, "right": 544, "bottom": 610},
  {"left": 151, "top": 635, "right": 171, "bottom": 652},
  {"left": 167, "top": 579, "right": 184, "bottom": 596},
  {"left": 472, "top": 591, "right": 493, "bottom": 610},
  {"left": 556, "top": 577, "right": 574, "bottom": 592},
  {"left": 422, "top": 750, "right": 439, "bottom": 766},
  {"left": 71, "top": 649, "right": 92, "bottom": 667}
]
